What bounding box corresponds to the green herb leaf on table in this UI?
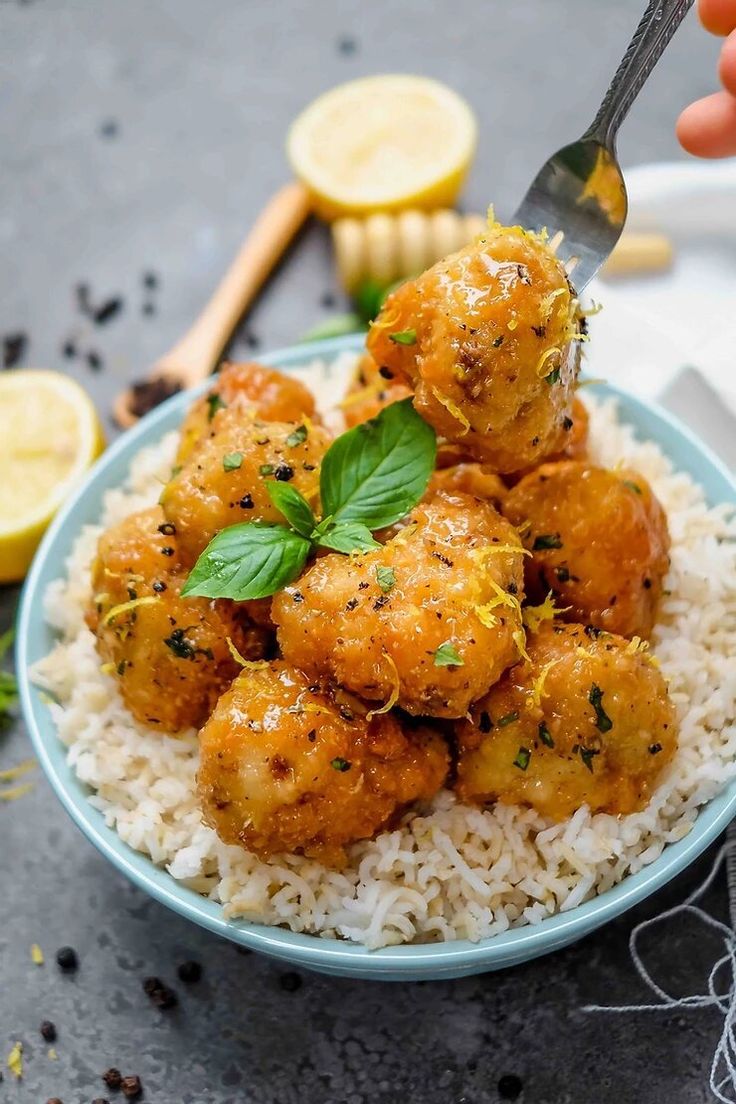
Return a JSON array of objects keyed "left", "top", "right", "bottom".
[
  {"left": 389, "top": 329, "right": 417, "bottom": 346},
  {"left": 182, "top": 523, "right": 311, "bottom": 601},
  {"left": 320, "top": 398, "right": 436, "bottom": 531},
  {"left": 433, "top": 642, "right": 464, "bottom": 668},
  {"left": 265, "top": 482, "right": 316, "bottom": 538},
  {"left": 0, "top": 628, "right": 18, "bottom": 726}
]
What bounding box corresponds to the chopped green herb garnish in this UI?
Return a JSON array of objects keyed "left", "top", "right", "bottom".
[
  {"left": 513, "top": 746, "right": 531, "bottom": 770},
  {"left": 623, "top": 480, "right": 642, "bottom": 495},
  {"left": 580, "top": 746, "right": 600, "bottom": 772},
  {"left": 532, "top": 533, "right": 563, "bottom": 551},
  {"left": 498, "top": 711, "right": 520, "bottom": 727},
  {"left": 331, "top": 757, "right": 351, "bottom": 772},
  {"left": 223, "top": 451, "right": 243, "bottom": 472},
  {"left": 545, "top": 366, "right": 561, "bottom": 386},
  {"left": 170, "top": 464, "right": 182, "bottom": 479},
  {"left": 588, "top": 683, "right": 613, "bottom": 732},
  {"left": 389, "top": 329, "right": 417, "bottom": 346},
  {"left": 259, "top": 464, "right": 275, "bottom": 477},
  {"left": 376, "top": 566, "right": 396, "bottom": 593},
  {"left": 538, "top": 721, "right": 554, "bottom": 748},
  {"left": 286, "top": 425, "right": 308, "bottom": 448},
  {"left": 433, "top": 642, "right": 464, "bottom": 668},
  {"left": 163, "top": 628, "right": 213, "bottom": 661},
  {"left": 116, "top": 660, "right": 127, "bottom": 676},
  {"left": 0, "top": 629, "right": 18, "bottom": 727},
  {"left": 492, "top": 335, "right": 504, "bottom": 348},
  {"left": 206, "top": 393, "right": 226, "bottom": 421}
]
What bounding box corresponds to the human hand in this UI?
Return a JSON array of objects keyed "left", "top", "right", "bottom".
[{"left": 677, "top": 0, "right": 736, "bottom": 156}]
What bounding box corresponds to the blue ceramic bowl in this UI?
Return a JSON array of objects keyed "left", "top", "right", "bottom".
[{"left": 17, "top": 335, "right": 736, "bottom": 981}]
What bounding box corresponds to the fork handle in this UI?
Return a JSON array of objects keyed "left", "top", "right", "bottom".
[{"left": 585, "top": 0, "right": 695, "bottom": 147}]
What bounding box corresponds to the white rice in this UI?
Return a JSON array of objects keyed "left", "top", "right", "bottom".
[{"left": 32, "top": 361, "right": 736, "bottom": 950}]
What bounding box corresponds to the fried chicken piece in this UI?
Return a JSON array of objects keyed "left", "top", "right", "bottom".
[
  {"left": 272, "top": 490, "right": 526, "bottom": 719},
  {"left": 502, "top": 461, "right": 670, "bottom": 639},
  {"left": 86, "top": 507, "right": 270, "bottom": 732},
  {"left": 341, "top": 353, "right": 413, "bottom": 429},
  {"left": 366, "top": 221, "right": 582, "bottom": 472},
  {"left": 198, "top": 661, "right": 449, "bottom": 864},
  {"left": 177, "top": 361, "right": 318, "bottom": 463},
  {"left": 455, "top": 621, "right": 677, "bottom": 820},
  {"left": 160, "top": 410, "right": 331, "bottom": 564},
  {"left": 428, "top": 463, "right": 506, "bottom": 510}
]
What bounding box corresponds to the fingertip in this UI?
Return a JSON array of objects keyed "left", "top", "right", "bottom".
[
  {"left": 677, "top": 91, "right": 736, "bottom": 157},
  {"left": 719, "top": 29, "right": 736, "bottom": 94},
  {"left": 699, "top": 0, "right": 736, "bottom": 36}
]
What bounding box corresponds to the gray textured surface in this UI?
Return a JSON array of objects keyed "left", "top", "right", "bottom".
[{"left": 0, "top": 1, "right": 729, "bottom": 1101}]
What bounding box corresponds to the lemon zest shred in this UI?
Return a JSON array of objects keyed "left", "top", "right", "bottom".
[
  {"left": 625, "top": 636, "right": 650, "bottom": 656},
  {"left": 474, "top": 604, "right": 498, "bottom": 629},
  {"left": 390, "top": 521, "right": 419, "bottom": 546},
  {"left": 7, "top": 1042, "right": 22, "bottom": 1079},
  {"left": 225, "top": 637, "right": 268, "bottom": 670},
  {"left": 92, "top": 591, "right": 110, "bottom": 606},
  {"left": 575, "top": 645, "right": 591, "bottom": 659},
  {"left": 100, "top": 662, "right": 116, "bottom": 676},
  {"left": 513, "top": 627, "right": 531, "bottom": 663},
  {"left": 366, "top": 653, "right": 400, "bottom": 719},
  {"left": 523, "top": 592, "right": 571, "bottom": 633},
  {"left": 535, "top": 346, "right": 561, "bottom": 379},
  {"left": 507, "top": 318, "right": 518, "bottom": 331},
  {"left": 470, "top": 543, "right": 529, "bottom": 564},
  {"left": 527, "top": 658, "right": 561, "bottom": 710},
  {"left": 369, "top": 307, "right": 402, "bottom": 332},
  {"left": 431, "top": 388, "right": 471, "bottom": 435},
  {"left": 101, "top": 595, "right": 159, "bottom": 626},
  {"left": 338, "top": 383, "right": 382, "bottom": 410},
  {"left": 0, "top": 759, "right": 35, "bottom": 783},
  {"left": 31, "top": 943, "right": 44, "bottom": 965},
  {"left": 0, "top": 783, "right": 33, "bottom": 801}
]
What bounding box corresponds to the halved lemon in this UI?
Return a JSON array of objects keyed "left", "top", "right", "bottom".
[
  {"left": 0, "top": 370, "right": 105, "bottom": 583},
  {"left": 287, "top": 74, "right": 478, "bottom": 220}
]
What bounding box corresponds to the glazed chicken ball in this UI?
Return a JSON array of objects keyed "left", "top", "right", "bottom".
[
  {"left": 455, "top": 621, "right": 677, "bottom": 820},
  {"left": 503, "top": 461, "right": 670, "bottom": 639},
  {"left": 428, "top": 463, "right": 506, "bottom": 511},
  {"left": 86, "top": 507, "right": 270, "bottom": 732},
  {"left": 272, "top": 490, "right": 526, "bottom": 719},
  {"left": 161, "top": 410, "right": 331, "bottom": 564},
  {"left": 198, "top": 661, "right": 449, "bottom": 864},
  {"left": 177, "top": 361, "right": 318, "bottom": 463},
  {"left": 341, "top": 353, "right": 413, "bottom": 430},
  {"left": 366, "top": 221, "right": 582, "bottom": 472}
]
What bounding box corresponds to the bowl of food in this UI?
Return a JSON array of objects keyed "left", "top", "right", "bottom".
[{"left": 18, "top": 221, "right": 736, "bottom": 980}]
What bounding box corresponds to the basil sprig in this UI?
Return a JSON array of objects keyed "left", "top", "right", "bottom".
[{"left": 182, "top": 399, "right": 436, "bottom": 601}]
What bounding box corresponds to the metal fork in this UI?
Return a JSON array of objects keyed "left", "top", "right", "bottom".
[{"left": 513, "top": 0, "right": 695, "bottom": 291}]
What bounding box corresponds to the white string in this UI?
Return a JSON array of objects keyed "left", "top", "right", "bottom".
[{"left": 584, "top": 843, "right": 736, "bottom": 1103}]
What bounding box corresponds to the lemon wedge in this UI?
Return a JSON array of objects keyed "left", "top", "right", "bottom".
[
  {"left": 0, "top": 370, "right": 105, "bottom": 582},
  {"left": 287, "top": 75, "right": 477, "bottom": 220}
]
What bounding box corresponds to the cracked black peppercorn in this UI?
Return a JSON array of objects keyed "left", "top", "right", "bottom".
[
  {"left": 121, "top": 1074, "right": 143, "bottom": 1099},
  {"left": 177, "top": 960, "right": 202, "bottom": 984},
  {"left": 55, "top": 946, "right": 78, "bottom": 972},
  {"left": 143, "top": 975, "right": 178, "bottom": 1008},
  {"left": 40, "top": 1020, "right": 57, "bottom": 1042},
  {"left": 279, "top": 971, "right": 302, "bottom": 992},
  {"left": 498, "top": 1073, "right": 523, "bottom": 1099},
  {"left": 102, "top": 1068, "right": 122, "bottom": 1090}
]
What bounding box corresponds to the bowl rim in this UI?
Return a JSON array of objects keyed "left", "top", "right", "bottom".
[{"left": 16, "top": 333, "right": 736, "bottom": 975}]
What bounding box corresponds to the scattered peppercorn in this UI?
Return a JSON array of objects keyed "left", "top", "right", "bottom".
[
  {"left": 121, "top": 1074, "right": 143, "bottom": 1099},
  {"left": 274, "top": 463, "right": 294, "bottom": 482},
  {"left": 142, "top": 271, "right": 158, "bottom": 290},
  {"left": 143, "top": 976, "right": 178, "bottom": 1009},
  {"left": 102, "top": 1068, "right": 122, "bottom": 1090},
  {"left": 92, "top": 297, "right": 123, "bottom": 326},
  {"left": 152, "top": 581, "right": 167, "bottom": 593},
  {"left": 99, "top": 118, "right": 119, "bottom": 138},
  {"left": 337, "top": 34, "right": 357, "bottom": 54},
  {"left": 279, "top": 971, "right": 303, "bottom": 992},
  {"left": 239, "top": 494, "right": 254, "bottom": 509},
  {"left": 2, "top": 332, "right": 27, "bottom": 368},
  {"left": 142, "top": 301, "right": 155, "bottom": 316},
  {"left": 87, "top": 350, "right": 103, "bottom": 371},
  {"left": 61, "top": 339, "right": 76, "bottom": 358},
  {"left": 40, "top": 1020, "right": 57, "bottom": 1042},
  {"left": 55, "top": 946, "right": 78, "bottom": 972},
  {"left": 320, "top": 291, "right": 336, "bottom": 308},
  {"left": 498, "top": 1073, "right": 523, "bottom": 1100},
  {"left": 177, "top": 960, "right": 202, "bottom": 984}
]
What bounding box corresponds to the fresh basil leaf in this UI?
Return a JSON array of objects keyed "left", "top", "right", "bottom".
[
  {"left": 389, "top": 329, "right": 416, "bottom": 345},
  {"left": 316, "top": 521, "right": 380, "bottom": 554},
  {"left": 320, "top": 398, "right": 436, "bottom": 530},
  {"left": 433, "top": 642, "right": 464, "bottom": 667},
  {"left": 181, "top": 523, "right": 310, "bottom": 601},
  {"left": 265, "top": 481, "right": 316, "bottom": 538}
]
